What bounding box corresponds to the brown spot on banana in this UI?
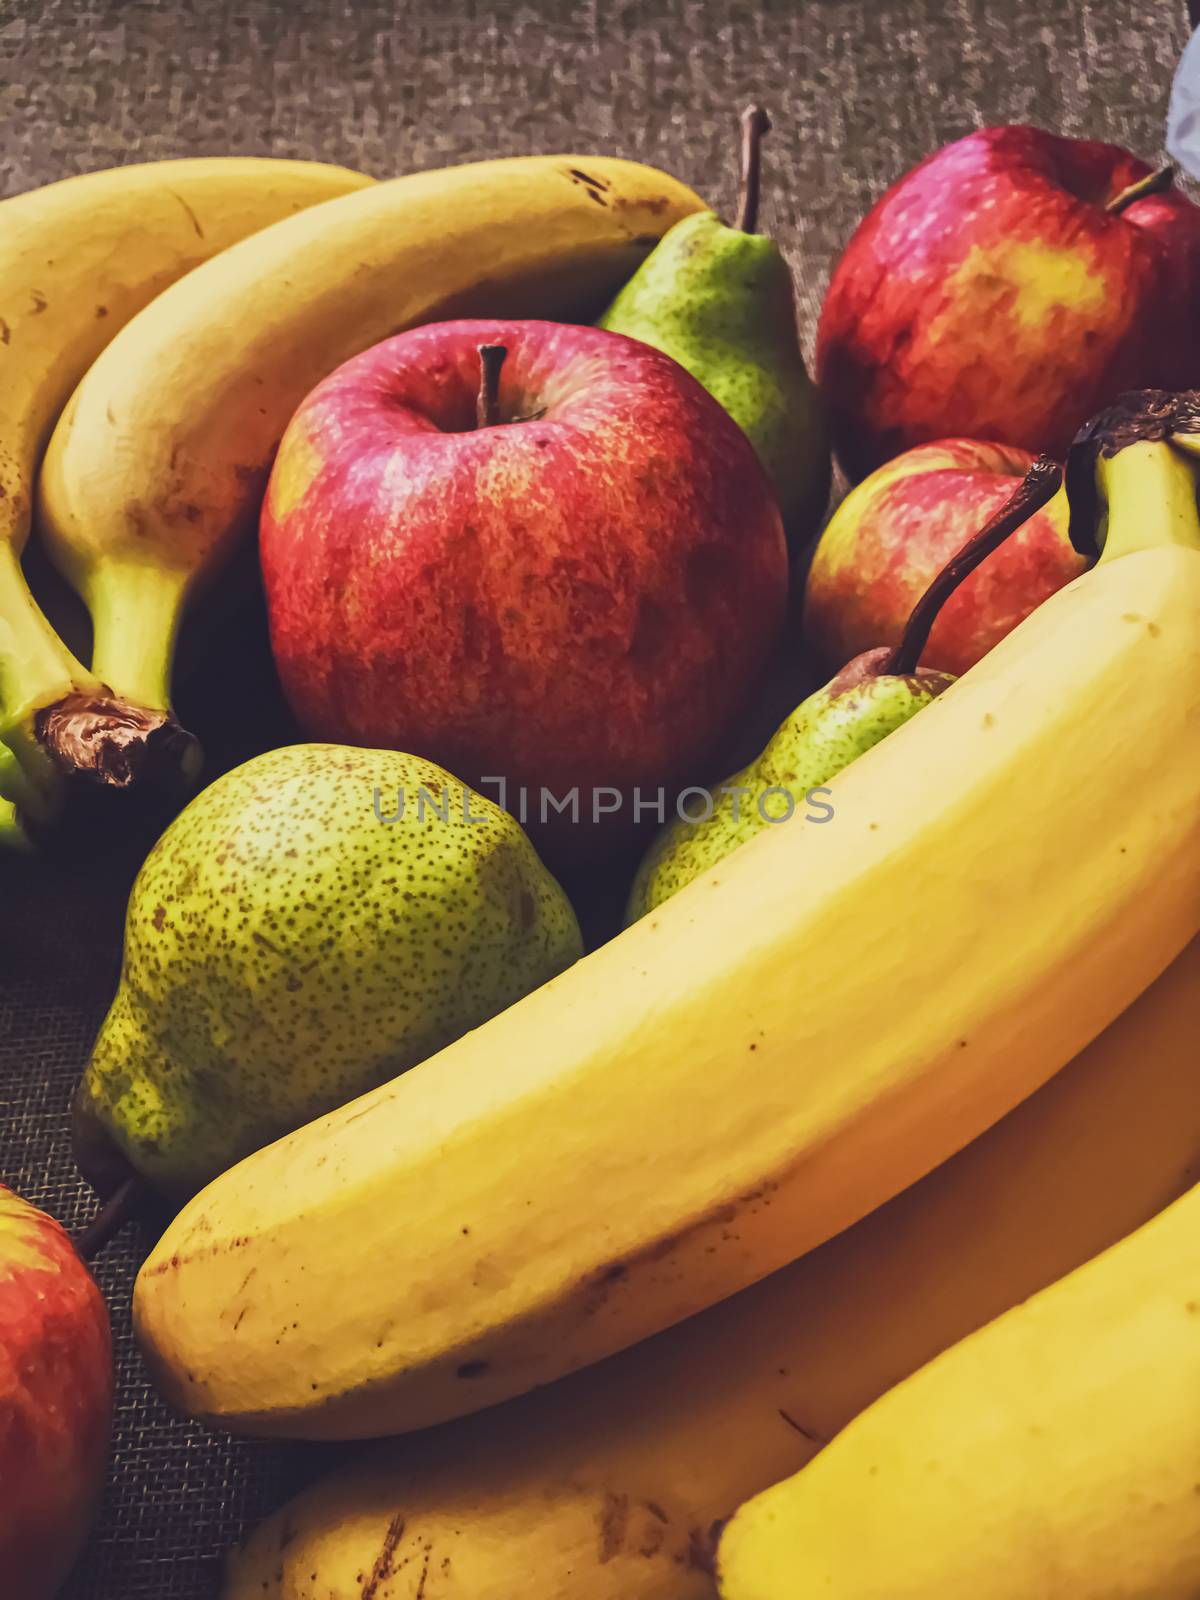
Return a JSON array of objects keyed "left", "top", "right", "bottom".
[
  {"left": 567, "top": 168, "right": 612, "bottom": 191},
  {"left": 582, "top": 1178, "right": 781, "bottom": 1312},
  {"left": 615, "top": 192, "right": 670, "bottom": 213},
  {"left": 167, "top": 189, "right": 206, "bottom": 239},
  {"left": 360, "top": 1513, "right": 405, "bottom": 1600},
  {"left": 597, "top": 1492, "right": 630, "bottom": 1563}
]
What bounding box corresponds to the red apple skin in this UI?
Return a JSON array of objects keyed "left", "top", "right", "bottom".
[
  {"left": 0, "top": 1186, "right": 113, "bottom": 1600},
  {"left": 802, "top": 438, "right": 1086, "bottom": 676},
  {"left": 817, "top": 125, "right": 1200, "bottom": 481},
  {"left": 260, "top": 320, "right": 788, "bottom": 861}
]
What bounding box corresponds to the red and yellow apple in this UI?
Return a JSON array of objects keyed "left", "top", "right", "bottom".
[
  {"left": 0, "top": 1186, "right": 112, "bottom": 1600},
  {"left": 802, "top": 438, "right": 1084, "bottom": 675},
  {"left": 260, "top": 319, "right": 788, "bottom": 861},
  {"left": 818, "top": 125, "right": 1200, "bottom": 480}
]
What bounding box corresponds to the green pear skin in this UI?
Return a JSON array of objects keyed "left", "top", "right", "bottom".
[
  {"left": 79, "top": 744, "right": 583, "bottom": 1199},
  {"left": 599, "top": 212, "right": 831, "bottom": 544},
  {"left": 627, "top": 651, "right": 955, "bottom": 922}
]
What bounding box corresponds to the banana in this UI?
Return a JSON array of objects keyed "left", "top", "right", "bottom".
[
  {"left": 0, "top": 796, "right": 30, "bottom": 852},
  {"left": 717, "top": 1176, "right": 1200, "bottom": 1599},
  {"left": 35, "top": 157, "right": 705, "bottom": 715},
  {"left": 132, "top": 395, "right": 1200, "bottom": 1442},
  {"left": 0, "top": 156, "right": 372, "bottom": 804},
  {"left": 0, "top": 735, "right": 52, "bottom": 823},
  {"left": 222, "top": 939, "right": 1200, "bottom": 1598}
]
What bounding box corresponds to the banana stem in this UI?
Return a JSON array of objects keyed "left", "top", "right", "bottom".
[
  {"left": 0, "top": 736, "right": 58, "bottom": 825},
  {"left": 0, "top": 546, "right": 202, "bottom": 799},
  {"left": 0, "top": 542, "right": 89, "bottom": 818},
  {"left": 65, "top": 561, "right": 203, "bottom": 789},
  {"left": 86, "top": 561, "right": 189, "bottom": 713},
  {"left": 0, "top": 542, "right": 92, "bottom": 727},
  {"left": 1095, "top": 440, "right": 1200, "bottom": 562},
  {"left": 0, "top": 794, "right": 32, "bottom": 852},
  {"left": 886, "top": 456, "right": 1064, "bottom": 676},
  {"left": 736, "top": 105, "right": 772, "bottom": 234},
  {"left": 36, "top": 691, "right": 203, "bottom": 793}
]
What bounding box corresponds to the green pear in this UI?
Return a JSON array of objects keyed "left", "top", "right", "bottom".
[
  {"left": 75, "top": 744, "right": 583, "bottom": 1200},
  {"left": 599, "top": 106, "right": 830, "bottom": 545},
  {"left": 627, "top": 649, "right": 955, "bottom": 921},
  {"left": 628, "top": 452, "right": 1065, "bottom": 922}
]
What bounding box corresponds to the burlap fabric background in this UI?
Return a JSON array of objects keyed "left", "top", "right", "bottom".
[{"left": 0, "top": 1, "right": 1190, "bottom": 1594}]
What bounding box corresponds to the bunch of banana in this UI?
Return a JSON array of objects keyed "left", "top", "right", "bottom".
[
  {"left": 0, "top": 156, "right": 373, "bottom": 837},
  {"left": 34, "top": 157, "right": 705, "bottom": 727},
  {"left": 133, "top": 394, "right": 1200, "bottom": 1441},
  {"left": 0, "top": 738, "right": 44, "bottom": 848},
  {"left": 222, "top": 938, "right": 1199, "bottom": 1597},
  {"left": 718, "top": 1174, "right": 1200, "bottom": 1598}
]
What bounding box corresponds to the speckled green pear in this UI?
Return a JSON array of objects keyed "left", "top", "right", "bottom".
[
  {"left": 599, "top": 211, "right": 830, "bottom": 544},
  {"left": 628, "top": 650, "right": 955, "bottom": 922},
  {"left": 77, "top": 744, "right": 583, "bottom": 1199}
]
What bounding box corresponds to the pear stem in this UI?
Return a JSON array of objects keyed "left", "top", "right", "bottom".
[
  {"left": 476, "top": 344, "right": 508, "bottom": 429},
  {"left": 76, "top": 1176, "right": 146, "bottom": 1263},
  {"left": 735, "top": 104, "right": 772, "bottom": 234},
  {"left": 885, "top": 456, "right": 1063, "bottom": 677},
  {"left": 1106, "top": 163, "right": 1175, "bottom": 216}
]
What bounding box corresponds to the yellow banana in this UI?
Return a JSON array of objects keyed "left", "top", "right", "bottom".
[
  {"left": 222, "top": 939, "right": 1200, "bottom": 1598},
  {"left": 0, "top": 156, "right": 371, "bottom": 804},
  {"left": 36, "top": 157, "right": 705, "bottom": 714},
  {"left": 132, "top": 400, "right": 1200, "bottom": 1441},
  {"left": 718, "top": 1175, "right": 1200, "bottom": 1599}
]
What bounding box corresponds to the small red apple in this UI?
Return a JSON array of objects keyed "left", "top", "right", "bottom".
[
  {"left": 260, "top": 320, "right": 788, "bottom": 861},
  {"left": 0, "top": 1186, "right": 112, "bottom": 1600},
  {"left": 817, "top": 125, "right": 1200, "bottom": 480},
  {"left": 802, "top": 438, "right": 1084, "bottom": 676}
]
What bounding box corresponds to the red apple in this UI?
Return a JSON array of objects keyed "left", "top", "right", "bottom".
[
  {"left": 802, "top": 438, "right": 1085, "bottom": 675},
  {"left": 817, "top": 125, "right": 1200, "bottom": 480},
  {"left": 260, "top": 319, "right": 788, "bottom": 861},
  {"left": 0, "top": 1186, "right": 112, "bottom": 1599}
]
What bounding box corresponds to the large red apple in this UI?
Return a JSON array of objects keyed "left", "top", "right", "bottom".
[
  {"left": 260, "top": 320, "right": 788, "bottom": 861},
  {"left": 0, "top": 1186, "right": 112, "bottom": 1599},
  {"left": 818, "top": 125, "right": 1200, "bottom": 480},
  {"left": 802, "top": 438, "right": 1085, "bottom": 676}
]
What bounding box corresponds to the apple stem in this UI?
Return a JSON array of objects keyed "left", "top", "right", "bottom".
[
  {"left": 75, "top": 1176, "right": 145, "bottom": 1263},
  {"left": 884, "top": 456, "right": 1063, "bottom": 677},
  {"left": 1105, "top": 163, "right": 1175, "bottom": 216},
  {"left": 735, "top": 104, "right": 772, "bottom": 234},
  {"left": 476, "top": 344, "right": 508, "bottom": 429}
]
